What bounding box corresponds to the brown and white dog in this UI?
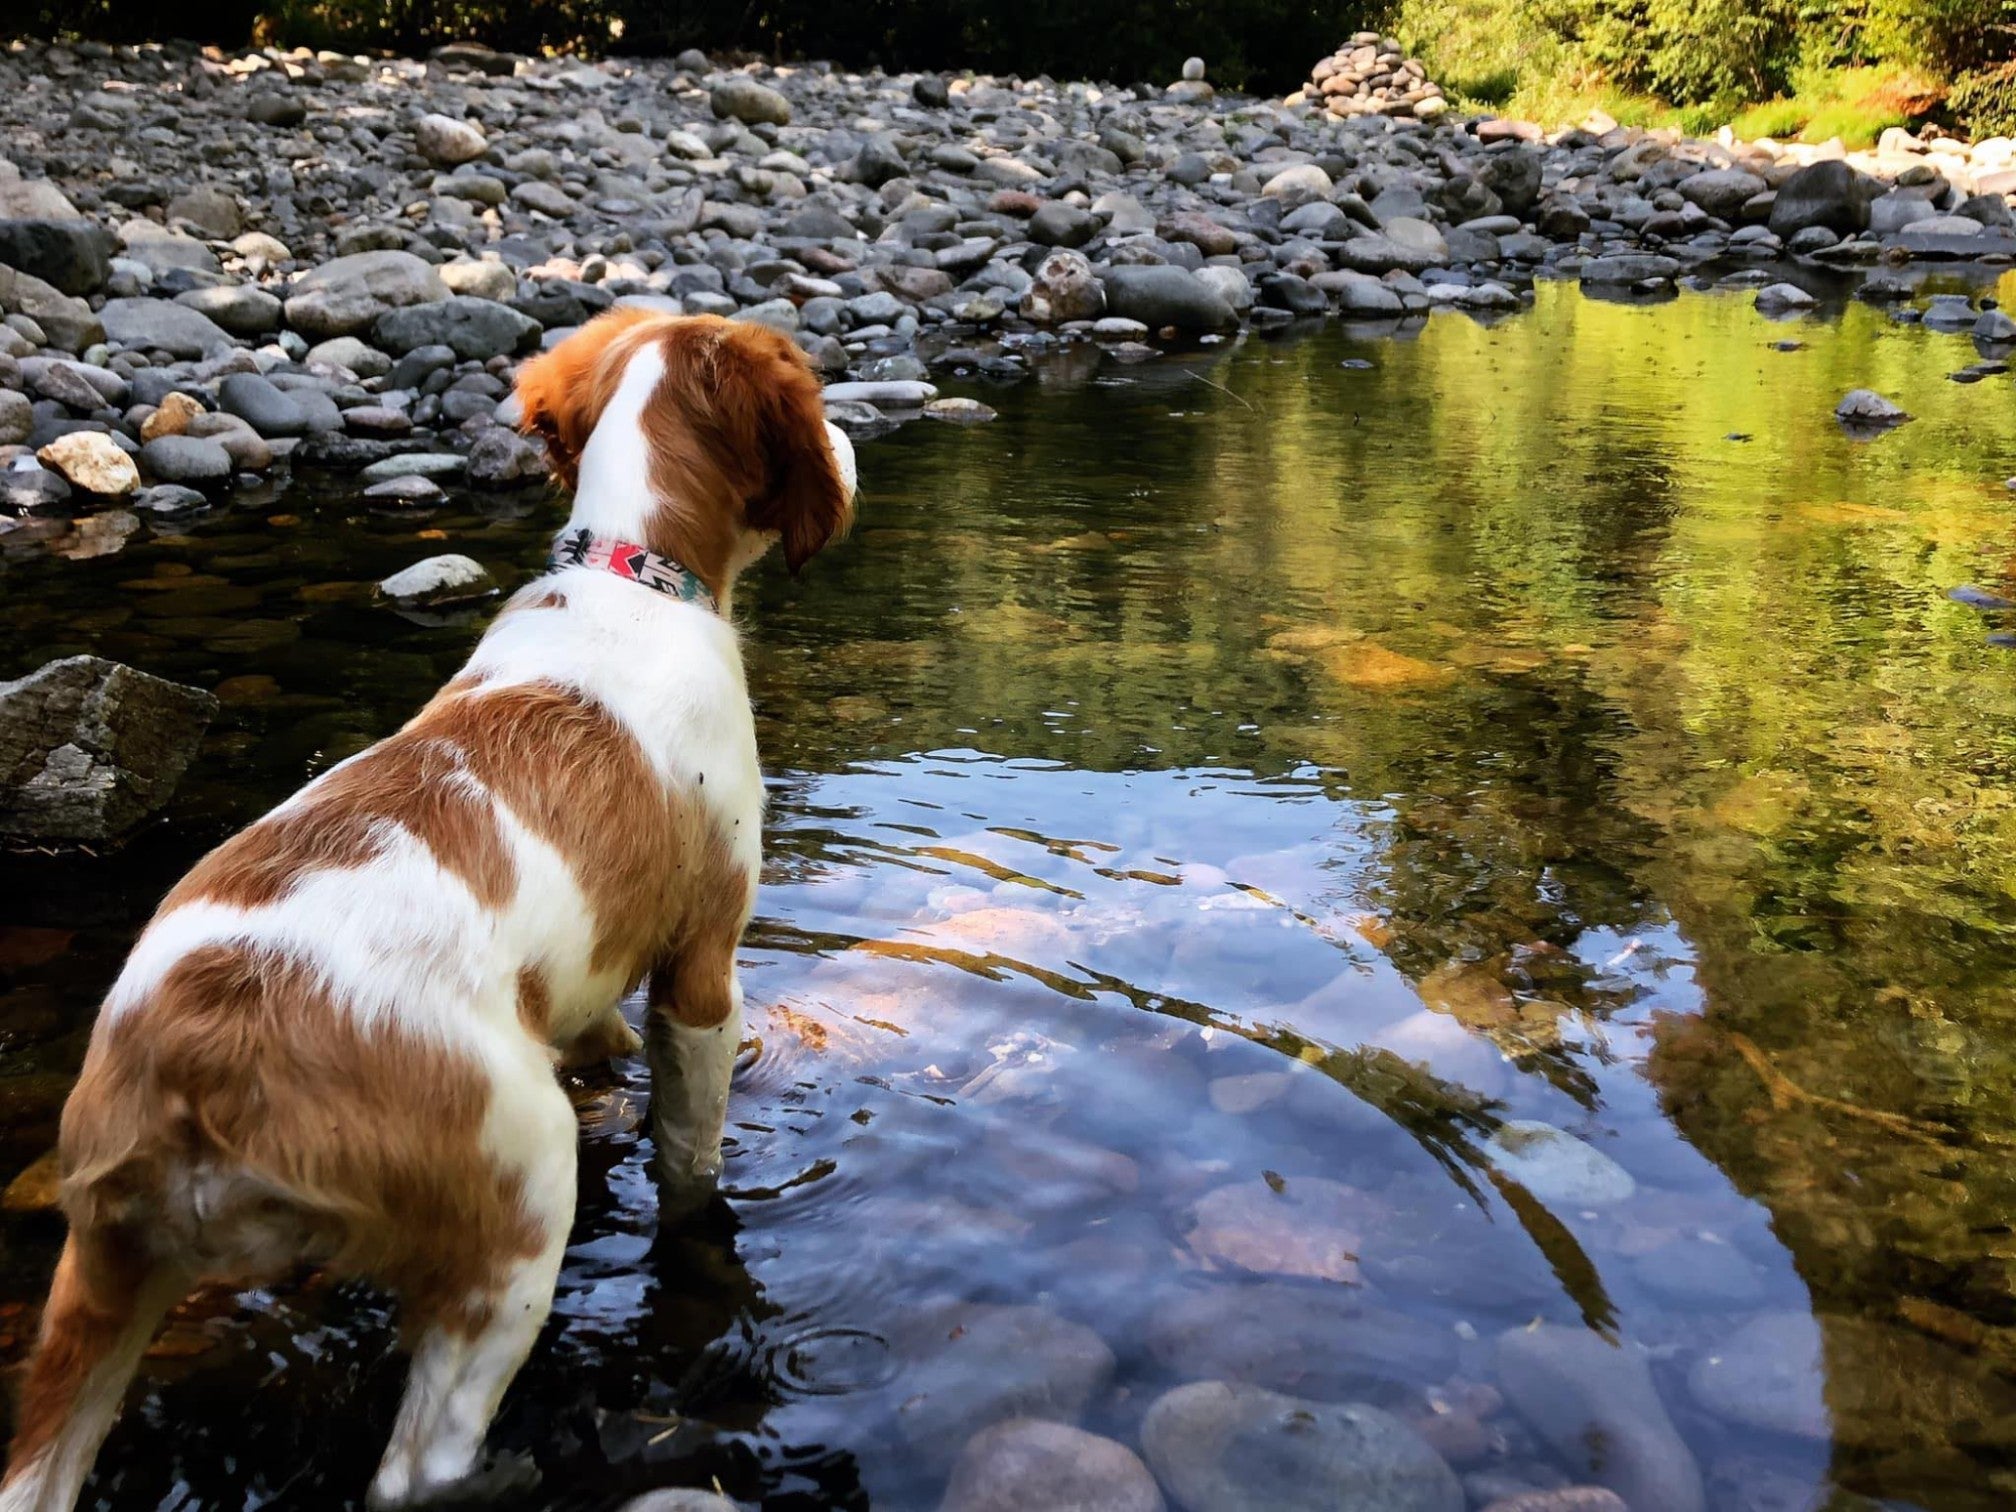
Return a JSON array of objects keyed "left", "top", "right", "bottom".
[{"left": 0, "top": 311, "right": 858, "bottom": 1512}]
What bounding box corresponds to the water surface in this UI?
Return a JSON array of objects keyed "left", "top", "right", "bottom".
[{"left": 6, "top": 278, "right": 2016, "bottom": 1510}]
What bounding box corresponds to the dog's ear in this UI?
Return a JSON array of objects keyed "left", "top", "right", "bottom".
[
  {"left": 513, "top": 308, "right": 660, "bottom": 489},
  {"left": 667, "top": 319, "right": 855, "bottom": 573}
]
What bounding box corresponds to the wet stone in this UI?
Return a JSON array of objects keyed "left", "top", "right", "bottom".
[
  {"left": 1483, "top": 1121, "right": 1635, "bottom": 1207},
  {"left": 1496, "top": 1324, "right": 1704, "bottom": 1512},
  {"left": 886, "top": 1302, "right": 1115, "bottom": 1466},
  {"left": 940, "top": 1419, "right": 1166, "bottom": 1512},
  {"left": 1143, "top": 1281, "right": 1457, "bottom": 1400},
  {"left": 1141, "top": 1382, "right": 1463, "bottom": 1512}
]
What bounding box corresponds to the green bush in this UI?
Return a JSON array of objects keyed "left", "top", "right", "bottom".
[
  {"left": 1532, "top": 0, "right": 1804, "bottom": 106},
  {"left": 1950, "top": 60, "right": 2016, "bottom": 136}
]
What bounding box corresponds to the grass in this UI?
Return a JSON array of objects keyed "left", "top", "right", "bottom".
[{"left": 1723, "top": 65, "right": 1938, "bottom": 146}]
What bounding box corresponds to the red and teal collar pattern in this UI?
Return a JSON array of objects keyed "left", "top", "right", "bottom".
[{"left": 549, "top": 528, "right": 717, "bottom": 613}]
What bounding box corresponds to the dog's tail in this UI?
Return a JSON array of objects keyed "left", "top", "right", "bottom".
[{"left": 0, "top": 1230, "right": 186, "bottom": 1512}]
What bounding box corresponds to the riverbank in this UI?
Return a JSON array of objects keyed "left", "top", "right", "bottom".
[{"left": 0, "top": 35, "right": 2013, "bottom": 518}]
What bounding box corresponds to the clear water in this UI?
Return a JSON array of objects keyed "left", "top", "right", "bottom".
[{"left": 6, "top": 276, "right": 2016, "bottom": 1510}]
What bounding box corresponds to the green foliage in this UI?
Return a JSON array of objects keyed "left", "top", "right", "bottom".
[
  {"left": 1950, "top": 60, "right": 2016, "bottom": 136},
  {"left": 1531, "top": 0, "right": 1804, "bottom": 106}
]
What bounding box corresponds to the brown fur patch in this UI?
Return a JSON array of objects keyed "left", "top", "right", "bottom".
[
  {"left": 515, "top": 965, "right": 551, "bottom": 1040},
  {"left": 1, "top": 1229, "right": 153, "bottom": 1483},
  {"left": 57, "top": 944, "right": 541, "bottom": 1338},
  {"left": 161, "top": 735, "right": 515, "bottom": 915},
  {"left": 402, "top": 680, "right": 748, "bottom": 985}
]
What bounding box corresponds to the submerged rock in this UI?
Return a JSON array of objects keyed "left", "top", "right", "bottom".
[
  {"left": 1483, "top": 1121, "right": 1635, "bottom": 1207},
  {"left": 940, "top": 1418, "right": 1165, "bottom": 1512},
  {"left": 0, "top": 656, "right": 218, "bottom": 843},
  {"left": 1140, "top": 1381, "right": 1463, "bottom": 1512},
  {"left": 1496, "top": 1324, "right": 1704, "bottom": 1512}
]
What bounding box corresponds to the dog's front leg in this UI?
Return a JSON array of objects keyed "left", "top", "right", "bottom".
[{"left": 645, "top": 945, "right": 742, "bottom": 1223}]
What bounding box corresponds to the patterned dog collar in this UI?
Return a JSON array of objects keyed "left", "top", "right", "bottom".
[{"left": 548, "top": 528, "right": 717, "bottom": 613}]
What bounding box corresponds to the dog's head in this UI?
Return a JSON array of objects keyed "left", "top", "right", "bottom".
[{"left": 514, "top": 311, "right": 856, "bottom": 574}]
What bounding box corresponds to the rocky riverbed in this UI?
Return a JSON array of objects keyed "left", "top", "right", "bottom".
[{"left": 0, "top": 34, "right": 2013, "bottom": 534}]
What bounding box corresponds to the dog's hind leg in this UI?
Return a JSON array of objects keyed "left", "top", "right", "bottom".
[
  {"left": 1, "top": 1230, "right": 189, "bottom": 1512},
  {"left": 366, "top": 1068, "right": 577, "bottom": 1511}
]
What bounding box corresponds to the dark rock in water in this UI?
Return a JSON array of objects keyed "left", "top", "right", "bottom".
[
  {"left": 913, "top": 74, "right": 950, "bottom": 108},
  {"left": 0, "top": 656, "right": 218, "bottom": 844},
  {"left": 133, "top": 483, "right": 210, "bottom": 517},
  {"left": 1101, "top": 265, "right": 1236, "bottom": 332},
  {"left": 0, "top": 219, "right": 115, "bottom": 295},
  {"left": 1949, "top": 584, "right": 2016, "bottom": 611},
  {"left": 1140, "top": 1381, "right": 1463, "bottom": 1512},
  {"left": 940, "top": 1418, "right": 1166, "bottom": 1512},
  {"left": 1769, "top": 161, "right": 1881, "bottom": 238},
  {"left": 1580, "top": 254, "right": 1680, "bottom": 286},
  {"left": 1496, "top": 1324, "right": 1704, "bottom": 1512},
  {"left": 0, "top": 462, "right": 73, "bottom": 513},
  {"left": 1258, "top": 272, "right": 1327, "bottom": 315},
  {"left": 373, "top": 296, "right": 541, "bottom": 360},
  {"left": 293, "top": 431, "right": 420, "bottom": 471}
]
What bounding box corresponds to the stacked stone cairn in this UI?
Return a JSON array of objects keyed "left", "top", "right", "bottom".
[{"left": 1292, "top": 32, "right": 1448, "bottom": 122}]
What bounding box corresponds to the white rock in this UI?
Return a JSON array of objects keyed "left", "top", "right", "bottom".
[
  {"left": 1835, "top": 388, "right": 1909, "bottom": 424},
  {"left": 1755, "top": 282, "right": 1816, "bottom": 311},
  {"left": 1484, "top": 1120, "right": 1636, "bottom": 1206},
  {"left": 415, "top": 112, "right": 487, "bottom": 167},
  {"left": 36, "top": 432, "right": 138, "bottom": 496},
  {"left": 377, "top": 554, "right": 494, "bottom": 604},
  {"left": 1182, "top": 57, "right": 1206, "bottom": 81}
]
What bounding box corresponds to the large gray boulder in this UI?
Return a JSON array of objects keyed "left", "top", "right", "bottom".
[
  {"left": 98, "top": 297, "right": 235, "bottom": 359},
  {"left": 372, "top": 295, "right": 539, "bottom": 359},
  {"left": 1767, "top": 160, "right": 1882, "bottom": 238},
  {"left": 0, "top": 657, "right": 217, "bottom": 843},
  {"left": 283, "top": 250, "right": 451, "bottom": 339},
  {"left": 0, "top": 220, "right": 115, "bottom": 295},
  {"left": 0, "top": 264, "right": 104, "bottom": 350},
  {"left": 1677, "top": 168, "right": 1767, "bottom": 220},
  {"left": 1100, "top": 265, "right": 1237, "bottom": 332}
]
